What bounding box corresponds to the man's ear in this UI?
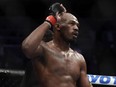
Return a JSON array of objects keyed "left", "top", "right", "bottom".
[{"left": 55, "top": 23, "right": 60, "bottom": 30}]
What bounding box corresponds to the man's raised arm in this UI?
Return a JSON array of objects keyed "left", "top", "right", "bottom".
[{"left": 22, "top": 3, "right": 66, "bottom": 59}]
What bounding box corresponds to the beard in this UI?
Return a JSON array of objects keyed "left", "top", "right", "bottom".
[
  {"left": 61, "top": 33, "right": 78, "bottom": 44},
  {"left": 70, "top": 37, "right": 78, "bottom": 44},
  {"left": 59, "top": 29, "right": 78, "bottom": 44}
]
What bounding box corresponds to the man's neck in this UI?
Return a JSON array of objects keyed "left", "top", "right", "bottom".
[{"left": 52, "top": 38, "right": 70, "bottom": 52}]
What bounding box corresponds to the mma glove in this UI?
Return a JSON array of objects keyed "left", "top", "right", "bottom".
[{"left": 45, "top": 2, "right": 65, "bottom": 27}]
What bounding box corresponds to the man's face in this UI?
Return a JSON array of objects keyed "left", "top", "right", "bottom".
[{"left": 59, "top": 13, "right": 79, "bottom": 42}]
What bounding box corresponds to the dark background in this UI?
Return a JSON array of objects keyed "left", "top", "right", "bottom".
[{"left": 0, "top": 0, "right": 116, "bottom": 87}]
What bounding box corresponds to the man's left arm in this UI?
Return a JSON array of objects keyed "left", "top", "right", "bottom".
[{"left": 77, "top": 55, "right": 93, "bottom": 87}]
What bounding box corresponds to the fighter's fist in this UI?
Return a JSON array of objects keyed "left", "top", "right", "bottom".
[
  {"left": 49, "top": 2, "right": 66, "bottom": 15},
  {"left": 45, "top": 3, "right": 66, "bottom": 27}
]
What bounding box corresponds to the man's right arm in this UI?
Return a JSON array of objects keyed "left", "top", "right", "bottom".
[
  {"left": 22, "top": 3, "right": 66, "bottom": 59},
  {"left": 22, "top": 22, "right": 51, "bottom": 59}
]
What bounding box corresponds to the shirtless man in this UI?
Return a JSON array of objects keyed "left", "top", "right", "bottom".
[{"left": 22, "top": 3, "right": 92, "bottom": 87}]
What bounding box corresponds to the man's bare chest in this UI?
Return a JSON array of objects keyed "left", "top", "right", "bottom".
[{"left": 42, "top": 47, "right": 81, "bottom": 79}]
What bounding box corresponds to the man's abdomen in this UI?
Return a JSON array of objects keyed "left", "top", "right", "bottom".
[{"left": 40, "top": 75, "right": 76, "bottom": 87}]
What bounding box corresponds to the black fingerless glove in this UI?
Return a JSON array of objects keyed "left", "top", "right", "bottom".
[
  {"left": 45, "top": 2, "right": 65, "bottom": 27},
  {"left": 49, "top": 2, "right": 65, "bottom": 15}
]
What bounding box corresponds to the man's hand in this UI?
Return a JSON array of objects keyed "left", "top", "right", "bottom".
[
  {"left": 50, "top": 3, "right": 66, "bottom": 21},
  {"left": 45, "top": 3, "right": 66, "bottom": 26},
  {"left": 49, "top": 2, "right": 66, "bottom": 15}
]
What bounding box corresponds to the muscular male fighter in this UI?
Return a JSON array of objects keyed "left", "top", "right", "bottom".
[{"left": 22, "top": 3, "right": 92, "bottom": 87}]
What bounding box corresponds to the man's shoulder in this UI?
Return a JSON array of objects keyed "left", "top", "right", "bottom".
[
  {"left": 74, "top": 50, "right": 85, "bottom": 62},
  {"left": 74, "top": 50, "right": 83, "bottom": 57},
  {"left": 74, "top": 50, "right": 87, "bottom": 69}
]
